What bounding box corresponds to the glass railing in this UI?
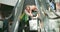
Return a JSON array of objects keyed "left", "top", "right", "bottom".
[
  {"left": 11, "top": 0, "right": 24, "bottom": 32},
  {"left": 35, "top": 0, "right": 60, "bottom": 32},
  {"left": 35, "top": 0, "right": 48, "bottom": 32}
]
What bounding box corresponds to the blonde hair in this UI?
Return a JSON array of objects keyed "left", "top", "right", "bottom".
[{"left": 25, "top": 5, "right": 30, "bottom": 9}]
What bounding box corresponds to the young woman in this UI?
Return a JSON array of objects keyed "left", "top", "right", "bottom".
[{"left": 25, "top": 5, "right": 40, "bottom": 32}]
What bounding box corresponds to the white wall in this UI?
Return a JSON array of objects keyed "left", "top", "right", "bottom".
[{"left": 0, "top": 0, "right": 18, "bottom": 6}]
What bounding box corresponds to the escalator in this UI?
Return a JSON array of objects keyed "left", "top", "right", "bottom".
[
  {"left": 11, "top": 0, "right": 41, "bottom": 32},
  {"left": 11, "top": 0, "right": 45, "bottom": 32},
  {"left": 0, "top": 0, "right": 60, "bottom": 32}
]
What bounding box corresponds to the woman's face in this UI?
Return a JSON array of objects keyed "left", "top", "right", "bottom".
[
  {"left": 26, "top": 6, "right": 30, "bottom": 11},
  {"left": 26, "top": 6, "right": 30, "bottom": 13}
]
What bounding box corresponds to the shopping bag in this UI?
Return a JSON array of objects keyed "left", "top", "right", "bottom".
[{"left": 29, "top": 19, "right": 38, "bottom": 30}]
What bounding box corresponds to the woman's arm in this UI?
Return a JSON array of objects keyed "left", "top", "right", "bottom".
[{"left": 25, "top": 10, "right": 33, "bottom": 16}]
